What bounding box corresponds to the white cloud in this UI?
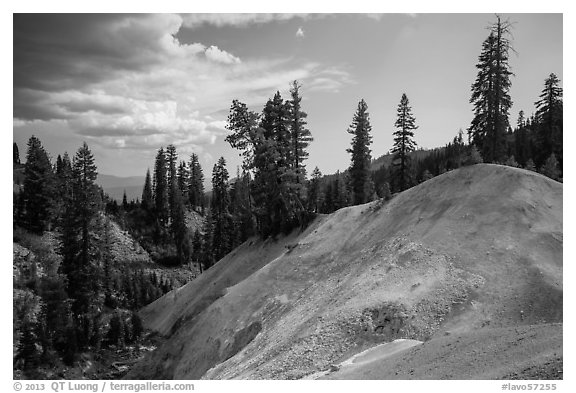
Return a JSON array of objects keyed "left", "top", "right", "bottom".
[
  {"left": 14, "top": 14, "right": 354, "bottom": 154},
  {"left": 182, "top": 13, "right": 311, "bottom": 28},
  {"left": 205, "top": 46, "right": 241, "bottom": 65},
  {"left": 296, "top": 27, "right": 305, "bottom": 39}
]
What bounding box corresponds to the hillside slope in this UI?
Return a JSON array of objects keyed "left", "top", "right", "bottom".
[{"left": 128, "top": 164, "right": 562, "bottom": 380}]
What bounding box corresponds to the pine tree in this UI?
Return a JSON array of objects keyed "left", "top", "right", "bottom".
[
  {"left": 517, "top": 110, "right": 525, "bottom": 129},
  {"left": 188, "top": 153, "right": 205, "bottom": 210},
  {"left": 101, "top": 218, "right": 115, "bottom": 309},
  {"left": 288, "top": 80, "right": 313, "bottom": 184},
  {"left": 14, "top": 142, "right": 20, "bottom": 164},
  {"left": 535, "top": 73, "right": 563, "bottom": 168},
  {"left": 201, "top": 215, "right": 215, "bottom": 269},
  {"left": 540, "top": 153, "right": 560, "bottom": 181},
  {"left": 504, "top": 155, "right": 519, "bottom": 168},
  {"left": 130, "top": 312, "right": 143, "bottom": 341},
  {"left": 381, "top": 182, "right": 392, "bottom": 201},
  {"left": 192, "top": 229, "right": 203, "bottom": 274},
  {"left": 347, "top": 99, "right": 373, "bottom": 205},
  {"left": 465, "top": 145, "right": 484, "bottom": 165},
  {"left": 22, "top": 136, "right": 54, "bottom": 233},
  {"left": 422, "top": 169, "right": 433, "bottom": 181},
  {"left": 52, "top": 152, "right": 73, "bottom": 225},
  {"left": 141, "top": 168, "right": 153, "bottom": 211},
  {"left": 514, "top": 110, "right": 532, "bottom": 167},
  {"left": 153, "top": 148, "right": 169, "bottom": 227},
  {"left": 225, "top": 100, "right": 261, "bottom": 170},
  {"left": 18, "top": 321, "right": 40, "bottom": 371},
  {"left": 170, "top": 181, "right": 191, "bottom": 265},
  {"left": 307, "top": 167, "right": 323, "bottom": 213},
  {"left": 59, "top": 142, "right": 100, "bottom": 322},
  {"left": 211, "top": 157, "right": 233, "bottom": 261},
  {"left": 468, "top": 16, "right": 514, "bottom": 163},
  {"left": 122, "top": 190, "right": 128, "bottom": 210},
  {"left": 165, "top": 144, "right": 178, "bottom": 189},
  {"left": 525, "top": 158, "right": 536, "bottom": 172},
  {"left": 229, "top": 169, "right": 255, "bottom": 247},
  {"left": 225, "top": 93, "right": 308, "bottom": 236},
  {"left": 392, "top": 93, "right": 418, "bottom": 192},
  {"left": 107, "top": 312, "right": 124, "bottom": 347},
  {"left": 177, "top": 160, "right": 189, "bottom": 201}
]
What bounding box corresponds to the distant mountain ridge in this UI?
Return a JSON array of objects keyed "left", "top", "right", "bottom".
[{"left": 96, "top": 174, "right": 145, "bottom": 202}]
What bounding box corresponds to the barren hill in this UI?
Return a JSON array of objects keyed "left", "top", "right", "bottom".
[{"left": 128, "top": 164, "right": 562, "bottom": 380}]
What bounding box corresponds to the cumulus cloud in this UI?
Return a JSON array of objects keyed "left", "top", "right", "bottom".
[
  {"left": 296, "top": 27, "right": 305, "bottom": 39},
  {"left": 13, "top": 13, "right": 353, "bottom": 154},
  {"left": 205, "top": 46, "right": 241, "bottom": 64}
]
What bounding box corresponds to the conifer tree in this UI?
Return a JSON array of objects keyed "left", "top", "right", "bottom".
[
  {"left": 130, "top": 312, "right": 143, "bottom": 341},
  {"left": 517, "top": 110, "right": 525, "bottom": 129},
  {"left": 347, "top": 99, "right": 373, "bottom": 205},
  {"left": 381, "top": 182, "right": 392, "bottom": 201},
  {"left": 141, "top": 168, "right": 153, "bottom": 211},
  {"left": 18, "top": 321, "right": 39, "bottom": 370},
  {"left": 170, "top": 180, "right": 191, "bottom": 265},
  {"left": 225, "top": 100, "right": 261, "bottom": 171},
  {"left": 14, "top": 142, "right": 20, "bottom": 164},
  {"left": 66, "top": 144, "right": 99, "bottom": 315},
  {"left": 192, "top": 229, "right": 203, "bottom": 273},
  {"left": 288, "top": 80, "right": 313, "bottom": 183},
  {"left": 177, "top": 160, "right": 189, "bottom": 201},
  {"left": 201, "top": 215, "right": 215, "bottom": 269},
  {"left": 504, "top": 155, "right": 519, "bottom": 168},
  {"left": 514, "top": 110, "right": 532, "bottom": 167},
  {"left": 468, "top": 16, "right": 514, "bottom": 163},
  {"left": 210, "top": 157, "right": 233, "bottom": 261},
  {"left": 188, "top": 153, "right": 205, "bottom": 210},
  {"left": 392, "top": 93, "right": 418, "bottom": 192},
  {"left": 58, "top": 142, "right": 101, "bottom": 351},
  {"left": 52, "top": 152, "right": 73, "bottom": 225},
  {"left": 153, "top": 148, "right": 169, "bottom": 227},
  {"left": 540, "top": 153, "right": 560, "bottom": 181},
  {"left": 230, "top": 169, "right": 255, "bottom": 247},
  {"left": 165, "top": 144, "right": 178, "bottom": 189},
  {"left": 226, "top": 92, "right": 311, "bottom": 236},
  {"left": 535, "top": 73, "right": 563, "bottom": 168},
  {"left": 107, "top": 312, "right": 124, "bottom": 347},
  {"left": 22, "top": 136, "right": 54, "bottom": 233},
  {"left": 122, "top": 190, "right": 128, "bottom": 210},
  {"left": 307, "top": 167, "right": 323, "bottom": 213}
]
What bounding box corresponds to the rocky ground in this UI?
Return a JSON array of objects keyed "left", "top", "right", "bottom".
[{"left": 127, "top": 164, "right": 563, "bottom": 380}]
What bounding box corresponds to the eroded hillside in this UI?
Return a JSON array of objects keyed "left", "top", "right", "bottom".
[{"left": 128, "top": 164, "right": 562, "bottom": 380}]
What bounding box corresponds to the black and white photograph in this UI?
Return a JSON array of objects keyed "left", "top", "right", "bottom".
[{"left": 11, "top": 6, "right": 564, "bottom": 385}]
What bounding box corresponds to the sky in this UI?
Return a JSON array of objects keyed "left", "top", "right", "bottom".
[{"left": 13, "top": 13, "right": 563, "bottom": 180}]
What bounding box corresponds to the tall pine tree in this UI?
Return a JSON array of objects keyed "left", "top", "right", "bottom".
[
  {"left": 141, "top": 168, "right": 153, "bottom": 211},
  {"left": 22, "top": 136, "right": 54, "bottom": 233},
  {"left": 59, "top": 142, "right": 100, "bottom": 349},
  {"left": 468, "top": 16, "right": 514, "bottom": 163},
  {"left": 535, "top": 73, "right": 563, "bottom": 169},
  {"left": 288, "top": 80, "right": 313, "bottom": 184},
  {"left": 391, "top": 93, "right": 418, "bottom": 192},
  {"left": 347, "top": 99, "right": 373, "bottom": 205},
  {"left": 210, "top": 157, "right": 233, "bottom": 261},
  {"left": 188, "top": 153, "right": 205, "bottom": 210},
  {"left": 177, "top": 160, "right": 189, "bottom": 202},
  {"left": 153, "top": 148, "right": 169, "bottom": 227},
  {"left": 14, "top": 142, "right": 20, "bottom": 164}
]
